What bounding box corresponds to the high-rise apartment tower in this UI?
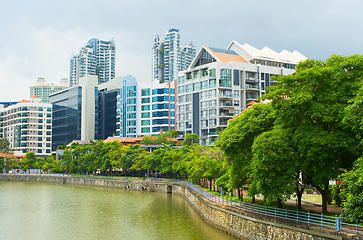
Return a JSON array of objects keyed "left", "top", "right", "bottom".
[
  {"left": 70, "top": 38, "right": 115, "bottom": 86},
  {"left": 152, "top": 29, "right": 196, "bottom": 83}
]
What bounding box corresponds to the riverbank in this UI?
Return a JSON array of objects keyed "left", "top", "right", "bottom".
[{"left": 0, "top": 174, "right": 354, "bottom": 240}]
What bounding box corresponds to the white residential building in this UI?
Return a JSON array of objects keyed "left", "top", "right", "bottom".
[
  {"left": 152, "top": 29, "right": 196, "bottom": 83},
  {"left": 0, "top": 96, "right": 52, "bottom": 155},
  {"left": 70, "top": 38, "right": 115, "bottom": 86},
  {"left": 177, "top": 41, "right": 307, "bottom": 145},
  {"left": 29, "top": 77, "right": 69, "bottom": 103}
]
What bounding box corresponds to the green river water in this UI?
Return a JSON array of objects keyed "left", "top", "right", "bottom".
[{"left": 0, "top": 181, "right": 239, "bottom": 240}]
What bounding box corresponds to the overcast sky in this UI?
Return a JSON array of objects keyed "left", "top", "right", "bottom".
[{"left": 1, "top": 0, "right": 362, "bottom": 101}]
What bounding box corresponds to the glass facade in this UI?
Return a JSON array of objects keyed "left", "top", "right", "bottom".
[{"left": 50, "top": 87, "right": 82, "bottom": 150}]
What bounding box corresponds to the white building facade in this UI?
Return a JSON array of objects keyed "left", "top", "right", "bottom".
[
  {"left": 30, "top": 77, "right": 69, "bottom": 103},
  {"left": 177, "top": 41, "right": 307, "bottom": 145},
  {"left": 0, "top": 97, "right": 52, "bottom": 155}
]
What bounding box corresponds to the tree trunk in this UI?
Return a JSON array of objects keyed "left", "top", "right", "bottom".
[
  {"left": 277, "top": 198, "right": 282, "bottom": 208},
  {"left": 237, "top": 188, "right": 243, "bottom": 202},
  {"left": 315, "top": 181, "right": 329, "bottom": 213},
  {"left": 209, "top": 179, "right": 212, "bottom": 192},
  {"left": 252, "top": 195, "right": 255, "bottom": 203},
  {"left": 296, "top": 187, "right": 304, "bottom": 211}
]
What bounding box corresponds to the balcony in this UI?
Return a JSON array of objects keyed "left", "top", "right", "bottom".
[{"left": 246, "top": 84, "right": 260, "bottom": 91}]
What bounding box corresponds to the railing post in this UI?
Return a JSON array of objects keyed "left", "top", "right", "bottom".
[
  {"left": 285, "top": 208, "right": 287, "bottom": 220},
  {"left": 265, "top": 206, "right": 267, "bottom": 217},
  {"left": 321, "top": 213, "right": 323, "bottom": 228},
  {"left": 244, "top": 202, "right": 246, "bottom": 212},
  {"left": 356, "top": 223, "right": 359, "bottom": 235},
  {"left": 335, "top": 216, "right": 341, "bottom": 231},
  {"left": 308, "top": 211, "right": 310, "bottom": 225},
  {"left": 297, "top": 209, "right": 299, "bottom": 223},
  {"left": 274, "top": 206, "right": 277, "bottom": 218}
]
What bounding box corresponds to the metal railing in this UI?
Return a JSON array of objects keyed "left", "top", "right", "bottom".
[{"left": 184, "top": 182, "right": 363, "bottom": 236}]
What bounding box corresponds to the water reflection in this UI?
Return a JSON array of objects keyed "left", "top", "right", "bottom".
[{"left": 0, "top": 182, "right": 238, "bottom": 240}]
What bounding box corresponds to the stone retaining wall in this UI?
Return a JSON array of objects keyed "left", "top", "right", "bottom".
[{"left": 0, "top": 175, "right": 348, "bottom": 240}]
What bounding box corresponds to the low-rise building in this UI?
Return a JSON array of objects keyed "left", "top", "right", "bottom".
[
  {"left": 0, "top": 96, "right": 52, "bottom": 156},
  {"left": 177, "top": 41, "right": 307, "bottom": 145}
]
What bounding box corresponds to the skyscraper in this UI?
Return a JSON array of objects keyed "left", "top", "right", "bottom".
[
  {"left": 152, "top": 29, "right": 196, "bottom": 83},
  {"left": 70, "top": 38, "right": 115, "bottom": 86}
]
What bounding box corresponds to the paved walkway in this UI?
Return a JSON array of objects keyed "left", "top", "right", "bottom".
[{"left": 285, "top": 197, "right": 342, "bottom": 213}]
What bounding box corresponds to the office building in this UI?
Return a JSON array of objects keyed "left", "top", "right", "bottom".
[
  {"left": 0, "top": 96, "right": 52, "bottom": 156},
  {"left": 50, "top": 75, "right": 99, "bottom": 150},
  {"left": 152, "top": 29, "right": 196, "bottom": 83},
  {"left": 29, "top": 77, "right": 69, "bottom": 103},
  {"left": 177, "top": 41, "right": 307, "bottom": 145},
  {"left": 138, "top": 80, "right": 175, "bottom": 135},
  {"left": 70, "top": 38, "right": 115, "bottom": 86}
]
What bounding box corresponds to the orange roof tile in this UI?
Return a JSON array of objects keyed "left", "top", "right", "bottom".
[
  {"left": 30, "top": 95, "right": 39, "bottom": 99},
  {"left": 18, "top": 99, "right": 30, "bottom": 103},
  {"left": 205, "top": 46, "right": 248, "bottom": 63}
]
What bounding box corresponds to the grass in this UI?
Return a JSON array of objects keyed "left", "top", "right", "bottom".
[{"left": 301, "top": 194, "right": 322, "bottom": 204}]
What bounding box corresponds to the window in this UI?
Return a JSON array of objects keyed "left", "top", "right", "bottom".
[
  {"left": 179, "top": 95, "right": 185, "bottom": 103},
  {"left": 38, "top": 143, "right": 42, "bottom": 147},
  {"left": 201, "top": 91, "right": 208, "bottom": 100},
  {"left": 186, "top": 73, "right": 192, "bottom": 80},
  {"left": 201, "top": 120, "right": 208, "bottom": 127},
  {"left": 209, "top": 89, "right": 216, "bottom": 98},
  {"left": 38, "top": 113, "right": 43, "bottom": 117},
  {"left": 141, "top": 98, "right": 150, "bottom": 103},
  {"left": 141, "top": 127, "right": 150, "bottom": 133},
  {"left": 185, "top": 84, "right": 192, "bottom": 93},
  {"left": 209, "top": 109, "right": 217, "bottom": 117},
  {"left": 179, "top": 105, "right": 185, "bottom": 112},
  {"left": 178, "top": 86, "right": 185, "bottom": 94},
  {"left": 210, "top": 119, "right": 217, "bottom": 126},
  {"left": 201, "top": 110, "right": 208, "bottom": 118},
  {"left": 179, "top": 114, "right": 185, "bottom": 121},
  {"left": 178, "top": 76, "right": 185, "bottom": 84},
  {"left": 186, "top": 94, "right": 192, "bottom": 103},
  {"left": 234, "top": 90, "right": 239, "bottom": 97},
  {"left": 38, "top": 119, "right": 43, "bottom": 123},
  {"left": 38, "top": 131, "right": 42, "bottom": 135},
  {"left": 46, "top": 137, "right": 51, "bottom": 141},
  {"left": 193, "top": 71, "right": 200, "bottom": 79},
  {"left": 141, "top": 105, "right": 150, "bottom": 111},
  {"left": 127, "top": 98, "right": 136, "bottom": 104},
  {"left": 141, "top": 112, "right": 150, "bottom": 118},
  {"left": 38, "top": 137, "right": 42, "bottom": 141},
  {"left": 185, "top": 104, "right": 192, "bottom": 111},
  {"left": 46, "top": 131, "right": 51, "bottom": 135},
  {"left": 185, "top": 112, "right": 192, "bottom": 120},
  {"left": 141, "top": 120, "right": 150, "bottom": 126},
  {"left": 220, "top": 69, "right": 232, "bottom": 88},
  {"left": 234, "top": 100, "right": 240, "bottom": 106},
  {"left": 233, "top": 69, "right": 240, "bottom": 85},
  {"left": 209, "top": 100, "right": 216, "bottom": 108},
  {"left": 201, "top": 81, "right": 208, "bottom": 89},
  {"left": 141, "top": 89, "right": 150, "bottom": 96},
  {"left": 201, "top": 101, "right": 208, "bottom": 109},
  {"left": 209, "top": 79, "right": 216, "bottom": 88},
  {"left": 193, "top": 82, "right": 200, "bottom": 91},
  {"left": 209, "top": 69, "right": 216, "bottom": 77},
  {"left": 127, "top": 113, "right": 136, "bottom": 119},
  {"left": 127, "top": 86, "right": 136, "bottom": 97},
  {"left": 202, "top": 69, "right": 208, "bottom": 77},
  {"left": 127, "top": 106, "right": 136, "bottom": 112}
]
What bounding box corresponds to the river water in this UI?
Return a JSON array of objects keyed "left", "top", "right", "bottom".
[{"left": 0, "top": 181, "right": 238, "bottom": 240}]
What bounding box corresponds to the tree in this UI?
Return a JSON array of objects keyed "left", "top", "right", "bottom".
[
  {"left": 0, "top": 138, "right": 12, "bottom": 172},
  {"left": 216, "top": 102, "right": 276, "bottom": 201},
  {"left": 251, "top": 128, "right": 302, "bottom": 208},
  {"left": 265, "top": 55, "right": 363, "bottom": 212},
  {"left": 338, "top": 158, "right": 363, "bottom": 222}
]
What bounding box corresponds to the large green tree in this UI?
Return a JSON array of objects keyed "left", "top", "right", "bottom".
[
  {"left": 216, "top": 102, "right": 276, "bottom": 200},
  {"left": 266, "top": 55, "right": 363, "bottom": 212}
]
